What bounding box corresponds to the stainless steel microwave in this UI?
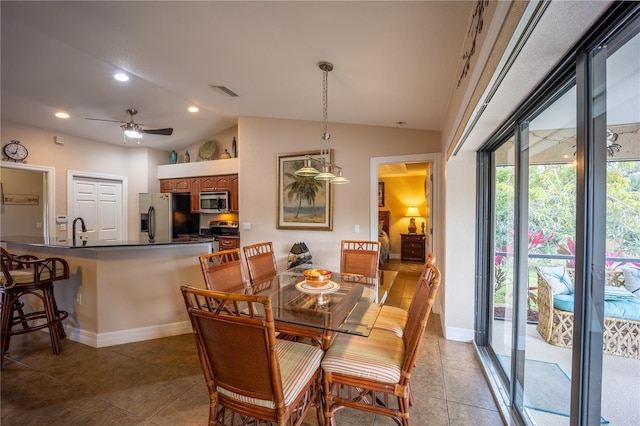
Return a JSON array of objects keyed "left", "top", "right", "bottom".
[{"left": 199, "top": 191, "right": 229, "bottom": 213}]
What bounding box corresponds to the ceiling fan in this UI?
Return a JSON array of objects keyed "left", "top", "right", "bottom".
[{"left": 86, "top": 108, "right": 173, "bottom": 139}]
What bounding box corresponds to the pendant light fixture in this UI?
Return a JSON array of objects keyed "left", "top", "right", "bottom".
[{"left": 295, "top": 61, "right": 349, "bottom": 184}]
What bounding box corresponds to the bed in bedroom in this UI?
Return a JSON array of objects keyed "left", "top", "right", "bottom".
[{"left": 378, "top": 211, "right": 391, "bottom": 265}]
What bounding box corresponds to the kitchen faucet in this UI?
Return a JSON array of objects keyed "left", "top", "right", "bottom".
[{"left": 72, "top": 217, "right": 87, "bottom": 242}]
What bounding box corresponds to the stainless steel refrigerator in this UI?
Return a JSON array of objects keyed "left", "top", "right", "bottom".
[{"left": 139, "top": 193, "right": 198, "bottom": 241}]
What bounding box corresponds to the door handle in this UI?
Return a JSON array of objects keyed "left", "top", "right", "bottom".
[{"left": 148, "top": 205, "right": 155, "bottom": 240}]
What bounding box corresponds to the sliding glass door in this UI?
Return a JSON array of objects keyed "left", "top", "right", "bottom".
[{"left": 478, "top": 5, "right": 640, "bottom": 425}]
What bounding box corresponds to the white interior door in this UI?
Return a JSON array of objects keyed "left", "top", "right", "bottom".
[{"left": 71, "top": 176, "right": 123, "bottom": 241}]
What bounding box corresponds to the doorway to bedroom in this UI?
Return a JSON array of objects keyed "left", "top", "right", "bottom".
[{"left": 373, "top": 155, "right": 435, "bottom": 263}]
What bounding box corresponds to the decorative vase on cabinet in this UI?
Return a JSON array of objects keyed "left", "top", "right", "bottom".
[{"left": 169, "top": 150, "right": 178, "bottom": 164}]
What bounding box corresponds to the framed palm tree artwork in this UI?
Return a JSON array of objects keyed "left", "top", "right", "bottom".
[{"left": 277, "top": 150, "right": 333, "bottom": 230}]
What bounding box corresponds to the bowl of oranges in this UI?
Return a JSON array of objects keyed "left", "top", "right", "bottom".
[{"left": 302, "top": 269, "right": 332, "bottom": 287}]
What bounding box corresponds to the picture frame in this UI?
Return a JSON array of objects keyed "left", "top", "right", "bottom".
[
  {"left": 378, "top": 182, "right": 385, "bottom": 207},
  {"left": 277, "top": 150, "right": 333, "bottom": 230},
  {"left": 3, "top": 193, "right": 39, "bottom": 205}
]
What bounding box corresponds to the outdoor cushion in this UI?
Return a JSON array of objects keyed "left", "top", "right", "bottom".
[
  {"left": 622, "top": 266, "right": 640, "bottom": 296},
  {"left": 538, "top": 266, "right": 574, "bottom": 295},
  {"left": 554, "top": 294, "right": 640, "bottom": 322},
  {"left": 604, "top": 286, "right": 636, "bottom": 300}
]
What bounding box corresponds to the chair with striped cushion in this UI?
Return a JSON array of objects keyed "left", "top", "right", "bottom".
[
  {"left": 181, "top": 286, "right": 324, "bottom": 426},
  {"left": 199, "top": 248, "right": 247, "bottom": 292},
  {"left": 243, "top": 242, "right": 278, "bottom": 286},
  {"left": 371, "top": 253, "right": 436, "bottom": 338},
  {"left": 321, "top": 254, "right": 440, "bottom": 425}
]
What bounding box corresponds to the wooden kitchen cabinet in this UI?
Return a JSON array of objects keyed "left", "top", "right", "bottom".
[
  {"left": 190, "top": 177, "right": 201, "bottom": 213},
  {"left": 219, "top": 237, "right": 239, "bottom": 250},
  {"left": 401, "top": 233, "right": 425, "bottom": 262},
  {"left": 160, "top": 178, "right": 190, "bottom": 193},
  {"left": 230, "top": 174, "right": 239, "bottom": 212},
  {"left": 201, "top": 175, "right": 230, "bottom": 191},
  {"left": 160, "top": 173, "right": 238, "bottom": 213}
]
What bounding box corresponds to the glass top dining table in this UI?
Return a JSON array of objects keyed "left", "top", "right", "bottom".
[{"left": 244, "top": 266, "right": 398, "bottom": 349}]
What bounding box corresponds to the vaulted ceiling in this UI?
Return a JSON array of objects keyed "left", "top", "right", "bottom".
[{"left": 1, "top": 1, "right": 613, "bottom": 153}]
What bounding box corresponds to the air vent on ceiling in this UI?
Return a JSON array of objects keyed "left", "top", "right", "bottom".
[{"left": 209, "top": 85, "right": 239, "bottom": 97}]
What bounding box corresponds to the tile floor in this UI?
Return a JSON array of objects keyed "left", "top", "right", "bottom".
[{"left": 1, "top": 263, "right": 503, "bottom": 425}]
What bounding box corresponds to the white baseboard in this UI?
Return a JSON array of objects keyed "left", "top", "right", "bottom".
[
  {"left": 66, "top": 321, "right": 192, "bottom": 348},
  {"left": 444, "top": 326, "right": 474, "bottom": 342}
]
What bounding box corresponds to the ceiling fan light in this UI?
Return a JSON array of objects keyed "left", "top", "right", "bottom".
[{"left": 124, "top": 129, "right": 142, "bottom": 138}]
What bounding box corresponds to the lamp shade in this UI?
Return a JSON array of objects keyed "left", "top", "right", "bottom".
[{"left": 405, "top": 206, "right": 420, "bottom": 217}]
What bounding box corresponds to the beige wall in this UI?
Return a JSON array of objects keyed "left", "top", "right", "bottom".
[
  {"left": 2, "top": 115, "right": 476, "bottom": 341},
  {"left": 443, "top": 151, "right": 476, "bottom": 340},
  {"left": 1, "top": 121, "right": 168, "bottom": 239},
  {"left": 180, "top": 126, "right": 239, "bottom": 163},
  {"left": 0, "top": 168, "right": 45, "bottom": 237},
  {"left": 237, "top": 115, "right": 440, "bottom": 269}
]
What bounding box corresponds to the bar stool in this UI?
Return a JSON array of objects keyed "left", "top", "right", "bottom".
[{"left": 0, "top": 248, "right": 69, "bottom": 368}]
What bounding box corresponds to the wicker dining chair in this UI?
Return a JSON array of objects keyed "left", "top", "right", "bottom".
[
  {"left": 181, "top": 285, "right": 324, "bottom": 426},
  {"left": 198, "top": 249, "right": 247, "bottom": 292},
  {"left": 243, "top": 242, "right": 278, "bottom": 286},
  {"left": 340, "top": 240, "right": 381, "bottom": 278},
  {"left": 371, "top": 253, "right": 437, "bottom": 338},
  {"left": 321, "top": 254, "right": 441, "bottom": 426},
  {"left": 340, "top": 240, "right": 381, "bottom": 302}
]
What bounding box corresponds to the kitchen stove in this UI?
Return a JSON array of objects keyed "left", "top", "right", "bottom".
[{"left": 201, "top": 220, "right": 239, "bottom": 252}]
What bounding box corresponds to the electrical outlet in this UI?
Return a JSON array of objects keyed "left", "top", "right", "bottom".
[
  {"left": 60, "top": 223, "right": 67, "bottom": 231},
  {"left": 354, "top": 224, "right": 360, "bottom": 233},
  {"left": 76, "top": 293, "right": 82, "bottom": 305}
]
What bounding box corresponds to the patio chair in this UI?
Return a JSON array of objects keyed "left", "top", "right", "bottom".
[
  {"left": 321, "top": 254, "right": 441, "bottom": 425},
  {"left": 243, "top": 242, "right": 278, "bottom": 286},
  {"left": 198, "top": 249, "right": 247, "bottom": 291},
  {"left": 181, "top": 285, "right": 324, "bottom": 425}
]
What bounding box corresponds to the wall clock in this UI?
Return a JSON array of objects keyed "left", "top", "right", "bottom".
[{"left": 2, "top": 140, "right": 28, "bottom": 163}]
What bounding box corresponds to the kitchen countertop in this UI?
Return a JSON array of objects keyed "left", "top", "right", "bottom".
[{"left": 1, "top": 236, "right": 214, "bottom": 249}]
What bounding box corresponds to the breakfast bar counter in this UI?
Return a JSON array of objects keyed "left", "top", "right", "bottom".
[{"left": 2, "top": 238, "right": 211, "bottom": 348}]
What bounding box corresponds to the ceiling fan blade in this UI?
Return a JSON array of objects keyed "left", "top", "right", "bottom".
[
  {"left": 141, "top": 128, "right": 173, "bottom": 136},
  {"left": 86, "top": 117, "right": 123, "bottom": 123}
]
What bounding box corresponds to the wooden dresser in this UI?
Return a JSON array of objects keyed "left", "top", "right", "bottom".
[{"left": 400, "top": 233, "right": 425, "bottom": 262}]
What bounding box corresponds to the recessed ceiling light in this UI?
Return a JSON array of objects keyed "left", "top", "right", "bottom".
[
  {"left": 188, "top": 106, "right": 199, "bottom": 113},
  {"left": 55, "top": 112, "right": 70, "bottom": 119},
  {"left": 114, "top": 73, "right": 129, "bottom": 82}
]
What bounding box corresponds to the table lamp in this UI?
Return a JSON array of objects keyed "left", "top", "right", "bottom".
[{"left": 405, "top": 206, "right": 420, "bottom": 234}]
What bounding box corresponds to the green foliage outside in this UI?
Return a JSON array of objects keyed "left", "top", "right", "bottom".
[
  {"left": 493, "top": 160, "right": 640, "bottom": 317},
  {"left": 495, "top": 160, "right": 640, "bottom": 258}
]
